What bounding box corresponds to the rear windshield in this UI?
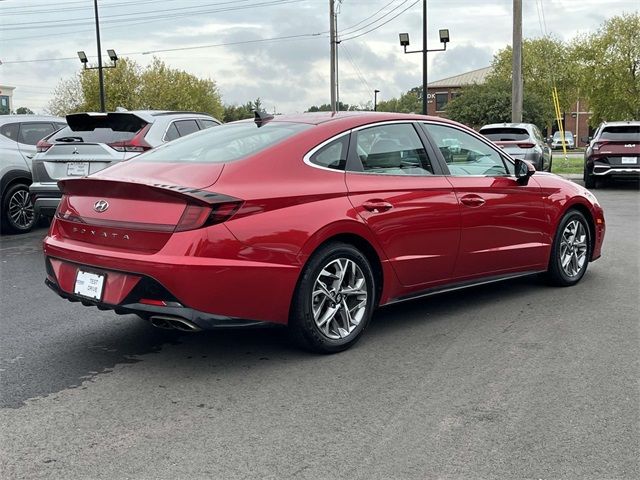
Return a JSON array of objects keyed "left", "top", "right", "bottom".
[
  {"left": 52, "top": 126, "right": 137, "bottom": 144},
  {"left": 600, "top": 126, "right": 640, "bottom": 142},
  {"left": 553, "top": 131, "right": 573, "bottom": 139},
  {"left": 136, "top": 121, "right": 311, "bottom": 163},
  {"left": 480, "top": 128, "right": 530, "bottom": 141}
]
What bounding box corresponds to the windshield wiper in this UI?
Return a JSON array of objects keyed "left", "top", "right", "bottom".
[{"left": 55, "top": 136, "right": 84, "bottom": 142}]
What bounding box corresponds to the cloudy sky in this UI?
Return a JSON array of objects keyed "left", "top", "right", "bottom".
[{"left": 1, "top": 0, "right": 637, "bottom": 114}]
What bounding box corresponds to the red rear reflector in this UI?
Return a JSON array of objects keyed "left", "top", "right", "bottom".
[
  {"left": 140, "top": 299, "right": 167, "bottom": 306},
  {"left": 516, "top": 143, "right": 535, "bottom": 149}
]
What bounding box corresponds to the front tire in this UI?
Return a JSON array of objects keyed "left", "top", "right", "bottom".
[
  {"left": 1, "top": 183, "right": 39, "bottom": 234},
  {"left": 289, "top": 242, "right": 376, "bottom": 353},
  {"left": 547, "top": 210, "right": 591, "bottom": 286}
]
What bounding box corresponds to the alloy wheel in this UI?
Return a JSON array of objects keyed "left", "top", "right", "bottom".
[
  {"left": 559, "top": 219, "right": 588, "bottom": 278},
  {"left": 8, "top": 188, "right": 36, "bottom": 230},
  {"left": 312, "top": 258, "right": 368, "bottom": 340}
]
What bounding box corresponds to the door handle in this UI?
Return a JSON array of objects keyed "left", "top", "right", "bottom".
[
  {"left": 362, "top": 200, "right": 393, "bottom": 213},
  {"left": 460, "top": 195, "right": 486, "bottom": 207}
]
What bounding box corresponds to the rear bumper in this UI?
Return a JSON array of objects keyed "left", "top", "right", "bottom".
[
  {"left": 43, "top": 223, "right": 302, "bottom": 325},
  {"left": 592, "top": 164, "right": 640, "bottom": 178},
  {"left": 45, "top": 277, "right": 268, "bottom": 329},
  {"left": 30, "top": 182, "right": 62, "bottom": 217}
]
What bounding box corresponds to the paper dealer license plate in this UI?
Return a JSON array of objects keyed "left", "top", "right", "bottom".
[
  {"left": 74, "top": 270, "right": 105, "bottom": 300},
  {"left": 67, "top": 162, "right": 89, "bottom": 176},
  {"left": 621, "top": 157, "right": 637, "bottom": 164}
]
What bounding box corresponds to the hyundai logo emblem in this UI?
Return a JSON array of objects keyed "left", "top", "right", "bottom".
[
  {"left": 93, "top": 200, "right": 109, "bottom": 213},
  {"left": 72, "top": 147, "right": 79, "bottom": 154}
]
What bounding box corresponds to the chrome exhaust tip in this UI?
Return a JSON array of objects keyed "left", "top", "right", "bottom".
[{"left": 149, "top": 315, "right": 202, "bottom": 332}]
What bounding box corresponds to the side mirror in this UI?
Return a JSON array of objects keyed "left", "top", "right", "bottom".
[{"left": 515, "top": 158, "right": 535, "bottom": 185}]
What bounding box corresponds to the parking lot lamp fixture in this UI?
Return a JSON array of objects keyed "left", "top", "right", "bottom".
[
  {"left": 374, "top": 89, "right": 380, "bottom": 111},
  {"left": 398, "top": 1, "right": 450, "bottom": 115}
]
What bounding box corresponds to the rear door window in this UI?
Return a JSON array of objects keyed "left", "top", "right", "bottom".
[
  {"left": 199, "top": 119, "right": 219, "bottom": 129},
  {"left": 352, "top": 123, "right": 434, "bottom": 175},
  {"left": 174, "top": 120, "right": 200, "bottom": 137},
  {"left": 18, "top": 122, "right": 56, "bottom": 145},
  {"left": 164, "top": 123, "right": 180, "bottom": 142}
]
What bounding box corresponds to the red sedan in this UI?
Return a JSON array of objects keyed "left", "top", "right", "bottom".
[{"left": 43, "top": 112, "right": 605, "bottom": 353}]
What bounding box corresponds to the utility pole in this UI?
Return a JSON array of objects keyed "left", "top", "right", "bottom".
[
  {"left": 329, "top": 0, "right": 337, "bottom": 113},
  {"left": 422, "top": 0, "right": 427, "bottom": 115},
  {"left": 93, "top": 0, "right": 106, "bottom": 112},
  {"left": 511, "top": 0, "right": 523, "bottom": 122}
]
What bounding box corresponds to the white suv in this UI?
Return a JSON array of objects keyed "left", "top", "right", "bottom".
[
  {"left": 30, "top": 110, "right": 220, "bottom": 218},
  {"left": 0, "top": 115, "right": 66, "bottom": 233}
]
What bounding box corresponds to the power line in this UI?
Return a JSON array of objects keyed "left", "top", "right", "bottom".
[
  {"left": 0, "top": 33, "right": 328, "bottom": 64},
  {"left": 0, "top": 0, "right": 187, "bottom": 15},
  {"left": 341, "top": 43, "right": 373, "bottom": 95},
  {"left": 340, "top": 0, "right": 409, "bottom": 36},
  {"left": 339, "top": 0, "right": 401, "bottom": 34},
  {"left": 340, "top": 0, "right": 420, "bottom": 42},
  {"left": 2, "top": 0, "right": 306, "bottom": 30}
]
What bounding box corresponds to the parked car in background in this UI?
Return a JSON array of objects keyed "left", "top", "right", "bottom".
[
  {"left": 551, "top": 130, "right": 575, "bottom": 150},
  {"left": 43, "top": 112, "right": 605, "bottom": 353},
  {"left": 30, "top": 110, "right": 221, "bottom": 218},
  {"left": 478, "top": 123, "right": 552, "bottom": 172},
  {"left": 0, "top": 115, "right": 66, "bottom": 233},
  {"left": 583, "top": 121, "right": 640, "bottom": 188}
]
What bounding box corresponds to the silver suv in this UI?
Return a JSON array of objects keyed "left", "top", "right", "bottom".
[
  {"left": 0, "top": 115, "right": 66, "bottom": 233},
  {"left": 479, "top": 123, "right": 553, "bottom": 172},
  {"left": 30, "top": 110, "right": 220, "bottom": 218}
]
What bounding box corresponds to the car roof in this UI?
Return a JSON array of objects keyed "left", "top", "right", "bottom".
[
  {"left": 479, "top": 123, "right": 535, "bottom": 130},
  {"left": 599, "top": 120, "right": 640, "bottom": 127},
  {"left": 0, "top": 114, "right": 66, "bottom": 125},
  {"left": 235, "top": 111, "right": 463, "bottom": 130}
]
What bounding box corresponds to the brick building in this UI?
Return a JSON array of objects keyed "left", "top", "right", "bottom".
[{"left": 426, "top": 67, "right": 593, "bottom": 147}]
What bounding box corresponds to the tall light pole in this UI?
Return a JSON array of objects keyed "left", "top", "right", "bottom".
[
  {"left": 399, "top": 1, "right": 449, "bottom": 115},
  {"left": 329, "top": 0, "right": 337, "bottom": 113},
  {"left": 374, "top": 89, "right": 380, "bottom": 111},
  {"left": 511, "top": 0, "right": 523, "bottom": 122},
  {"left": 93, "top": 0, "right": 106, "bottom": 112}
]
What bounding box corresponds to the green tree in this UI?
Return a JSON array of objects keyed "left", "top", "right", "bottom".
[
  {"left": 445, "top": 78, "right": 547, "bottom": 130},
  {"left": 15, "top": 107, "right": 35, "bottom": 115},
  {"left": 375, "top": 90, "right": 421, "bottom": 113},
  {"left": 572, "top": 12, "right": 640, "bottom": 123},
  {"left": 47, "top": 57, "right": 224, "bottom": 119},
  {"left": 489, "top": 36, "right": 577, "bottom": 129}
]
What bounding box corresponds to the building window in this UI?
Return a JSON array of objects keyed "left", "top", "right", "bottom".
[
  {"left": 0, "top": 96, "right": 10, "bottom": 115},
  {"left": 435, "top": 93, "right": 449, "bottom": 112}
]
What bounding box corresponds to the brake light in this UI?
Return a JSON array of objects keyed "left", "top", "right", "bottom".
[
  {"left": 108, "top": 124, "right": 152, "bottom": 153},
  {"left": 516, "top": 142, "right": 535, "bottom": 149},
  {"left": 36, "top": 138, "right": 53, "bottom": 152},
  {"left": 175, "top": 199, "right": 242, "bottom": 232}
]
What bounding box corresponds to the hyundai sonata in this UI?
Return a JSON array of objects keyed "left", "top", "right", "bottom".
[{"left": 43, "top": 112, "right": 605, "bottom": 353}]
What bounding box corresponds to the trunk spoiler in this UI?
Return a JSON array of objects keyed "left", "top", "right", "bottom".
[
  {"left": 66, "top": 112, "right": 153, "bottom": 132},
  {"left": 57, "top": 177, "right": 236, "bottom": 206}
]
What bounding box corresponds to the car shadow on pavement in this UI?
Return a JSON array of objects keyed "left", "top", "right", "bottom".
[{"left": 5, "top": 274, "right": 546, "bottom": 408}]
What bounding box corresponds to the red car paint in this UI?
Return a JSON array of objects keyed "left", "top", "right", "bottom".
[{"left": 43, "top": 112, "right": 605, "bottom": 328}]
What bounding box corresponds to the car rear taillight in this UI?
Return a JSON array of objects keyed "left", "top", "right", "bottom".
[
  {"left": 516, "top": 142, "right": 535, "bottom": 149},
  {"left": 108, "top": 124, "right": 152, "bottom": 153},
  {"left": 175, "top": 199, "right": 243, "bottom": 232},
  {"left": 36, "top": 138, "right": 53, "bottom": 152}
]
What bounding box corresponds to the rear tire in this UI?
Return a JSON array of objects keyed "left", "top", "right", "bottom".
[
  {"left": 546, "top": 210, "right": 591, "bottom": 287},
  {"left": 289, "top": 242, "right": 376, "bottom": 353},
  {"left": 1, "top": 183, "right": 39, "bottom": 234},
  {"left": 584, "top": 170, "right": 596, "bottom": 189}
]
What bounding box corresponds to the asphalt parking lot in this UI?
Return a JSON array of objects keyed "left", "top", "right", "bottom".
[{"left": 1, "top": 182, "right": 638, "bottom": 479}]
